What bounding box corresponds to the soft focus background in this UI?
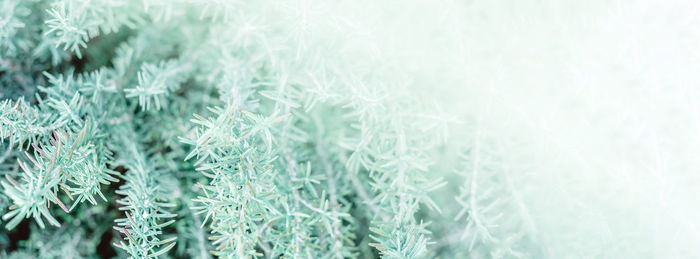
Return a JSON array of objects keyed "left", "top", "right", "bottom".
[{"left": 351, "top": 0, "right": 700, "bottom": 257}]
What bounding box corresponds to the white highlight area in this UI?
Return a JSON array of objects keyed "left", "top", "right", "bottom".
[
  {"left": 446, "top": 0, "right": 700, "bottom": 257},
  {"left": 358, "top": 0, "right": 700, "bottom": 257}
]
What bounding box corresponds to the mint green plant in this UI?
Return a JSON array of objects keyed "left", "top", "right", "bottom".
[{"left": 0, "top": 0, "right": 540, "bottom": 258}]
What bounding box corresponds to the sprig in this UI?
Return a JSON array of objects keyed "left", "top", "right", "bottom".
[{"left": 125, "top": 60, "right": 190, "bottom": 111}]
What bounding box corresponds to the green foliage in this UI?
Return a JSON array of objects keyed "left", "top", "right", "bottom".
[
  {"left": 111, "top": 121, "right": 177, "bottom": 258},
  {"left": 125, "top": 60, "right": 190, "bottom": 111},
  {"left": 0, "top": 0, "right": 499, "bottom": 258}
]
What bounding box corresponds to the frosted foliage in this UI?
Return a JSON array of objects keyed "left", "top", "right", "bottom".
[{"left": 1, "top": 0, "right": 699, "bottom": 258}]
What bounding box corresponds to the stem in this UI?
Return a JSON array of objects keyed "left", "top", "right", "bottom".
[{"left": 313, "top": 114, "right": 344, "bottom": 259}]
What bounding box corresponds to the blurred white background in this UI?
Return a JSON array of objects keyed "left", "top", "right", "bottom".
[{"left": 344, "top": 0, "right": 700, "bottom": 257}]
